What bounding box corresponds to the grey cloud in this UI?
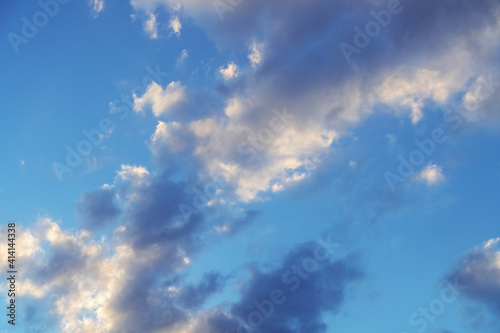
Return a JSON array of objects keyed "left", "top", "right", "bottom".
[
  {"left": 446, "top": 239, "right": 500, "bottom": 312},
  {"left": 179, "top": 0, "right": 500, "bottom": 128},
  {"left": 202, "top": 241, "right": 364, "bottom": 333},
  {"left": 175, "top": 272, "right": 227, "bottom": 309},
  {"left": 77, "top": 188, "right": 120, "bottom": 230}
]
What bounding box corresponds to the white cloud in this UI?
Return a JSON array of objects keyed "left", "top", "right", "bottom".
[
  {"left": 189, "top": 105, "right": 337, "bottom": 202},
  {"left": 219, "top": 62, "right": 239, "bottom": 80},
  {"left": 129, "top": 0, "right": 500, "bottom": 204},
  {"left": 484, "top": 238, "right": 500, "bottom": 249},
  {"left": 151, "top": 121, "right": 189, "bottom": 153},
  {"left": 89, "top": 0, "right": 104, "bottom": 18},
  {"left": 169, "top": 16, "right": 182, "bottom": 36},
  {"left": 133, "top": 81, "right": 186, "bottom": 116},
  {"left": 248, "top": 41, "right": 264, "bottom": 67},
  {"left": 5, "top": 218, "right": 165, "bottom": 333},
  {"left": 13, "top": 225, "right": 43, "bottom": 260},
  {"left": 417, "top": 164, "right": 444, "bottom": 185},
  {"left": 224, "top": 97, "right": 244, "bottom": 118},
  {"left": 375, "top": 67, "right": 468, "bottom": 124},
  {"left": 116, "top": 164, "right": 150, "bottom": 187},
  {"left": 144, "top": 12, "right": 159, "bottom": 39}
]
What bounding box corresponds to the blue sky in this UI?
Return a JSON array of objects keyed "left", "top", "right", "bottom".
[{"left": 1, "top": 0, "right": 500, "bottom": 332}]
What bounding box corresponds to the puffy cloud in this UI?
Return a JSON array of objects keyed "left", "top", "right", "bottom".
[
  {"left": 173, "top": 272, "right": 227, "bottom": 309},
  {"left": 219, "top": 62, "right": 239, "bottom": 80},
  {"left": 375, "top": 67, "right": 468, "bottom": 123},
  {"left": 140, "top": 240, "right": 364, "bottom": 333},
  {"left": 134, "top": 81, "right": 187, "bottom": 116},
  {"left": 447, "top": 238, "right": 500, "bottom": 312},
  {"left": 127, "top": 0, "right": 500, "bottom": 202},
  {"left": 209, "top": 241, "right": 363, "bottom": 333},
  {"left": 77, "top": 188, "right": 120, "bottom": 231},
  {"left": 188, "top": 106, "right": 337, "bottom": 202},
  {"left": 7, "top": 190, "right": 250, "bottom": 333},
  {"left": 117, "top": 164, "right": 150, "bottom": 186},
  {"left": 3, "top": 218, "right": 119, "bottom": 332},
  {"left": 151, "top": 121, "right": 191, "bottom": 154},
  {"left": 7, "top": 159, "right": 357, "bottom": 333},
  {"left": 417, "top": 164, "right": 444, "bottom": 185},
  {"left": 9, "top": 161, "right": 260, "bottom": 332},
  {"left": 169, "top": 16, "right": 182, "bottom": 36}
]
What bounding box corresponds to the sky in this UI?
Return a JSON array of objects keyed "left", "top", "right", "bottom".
[{"left": 1, "top": 0, "right": 500, "bottom": 332}]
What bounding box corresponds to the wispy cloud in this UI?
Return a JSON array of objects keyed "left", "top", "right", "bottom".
[
  {"left": 248, "top": 41, "right": 264, "bottom": 67},
  {"left": 89, "top": 0, "right": 104, "bottom": 18},
  {"left": 144, "top": 12, "right": 158, "bottom": 39},
  {"left": 176, "top": 49, "right": 188, "bottom": 67}
]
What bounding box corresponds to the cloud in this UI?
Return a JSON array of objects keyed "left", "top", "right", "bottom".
[
  {"left": 173, "top": 272, "right": 227, "bottom": 309},
  {"left": 133, "top": 81, "right": 187, "bottom": 116},
  {"left": 126, "top": 0, "right": 500, "bottom": 203},
  {"left": 9, "top": 159, "right": 260, "bottom": 332},
  {"left": 207, "top": 241, "right": 363, "bottom": 333},
  {"left": 116, "top": 164, "right": 150, "bottom": 186},
  {"left": 151, "top": 121, "right": 192, "bottom": 154},
  {"left": 248, "top": 41, "right": 264, "bottom": 67},
  {"left": 375, "top": 68, "right": 466, "bottom": 124},
  {"left": 89, "top": 0, "right": 104, "bottom": 18},
  {"left": 417, "top": 164, "right": 444, "bottom": 185},
  {"left": 144, "top": 12, "right": 159, "bottom": 39},
  {"left": 29, "top": 1, "right": 500, "bottom": 330},
  {"left": 8, "top": 159, "right": 358, "bottom": 333},
  {"left": 219, "top": 61, "right": 239, "bottom": 80},
  {"left": 169, "top": 16, "right": 182, "bottom": 36},
  {"left": 461, "top": 74, "right": 500, "bottom": 124},
  {"left": 136, "top": 239, "right": 364, "bottom": 333},
  {"left": 176, "top": 49, "right": 189, "bottom": 67},
  {"left": 186, "top": 105, "right": 337, "bottom": 202},
  {"left": 447, "top": 238, "right": 500, "bottom": 312},
  {"left": 77, "top": 187, "right": 120, "bottom": 231}
]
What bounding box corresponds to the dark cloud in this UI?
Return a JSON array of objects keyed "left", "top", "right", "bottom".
[
  {"left": 183, "top": 0, "right": 500, "bottom": 130},
  {"left": 446, "top": 239, "right": 500, "bottom": 312},
  {"left": 109, "top": 275, "right": 188, "bottom": 333},
  {"left": 77, "top": 188, "right": 120, "bottom": 230},
  {"left": 20, "top": 163, "right": 261, "bottom": 332},
  {"left": 205, "top": 241, "right": 364, "bottom": 333},
  {"left": 175, "top": 272, "right": 227, "bottom": 309}
]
